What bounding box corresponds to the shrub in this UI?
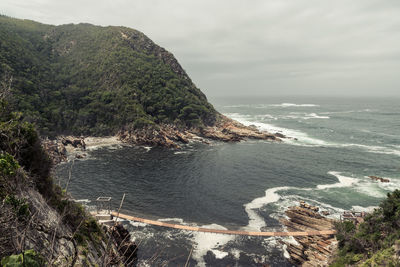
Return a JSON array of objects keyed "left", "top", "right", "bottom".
[{"left": 1, "top": 250, "right": 45, "bottom": 267}]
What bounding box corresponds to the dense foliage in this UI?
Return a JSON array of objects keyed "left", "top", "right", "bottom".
[
  {"left": 0, "top": 76, "right": 104, "bottom": 263},
  {"left": 1, "top": 250, "right": 45, "bottom": 267},
  {"left": 0, "top": 15, "right": 216, "bottom": 136},
  {"left": 332, "top": 190, "right": 400, "bottom": 266}
]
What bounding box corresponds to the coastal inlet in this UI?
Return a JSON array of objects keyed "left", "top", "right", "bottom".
[{"left": 56, "top": 96, "right": 400, "bottom": 266}]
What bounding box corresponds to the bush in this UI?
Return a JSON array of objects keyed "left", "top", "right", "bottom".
[
  {"left": 0, "top": 153, "right": 20, "bottom": 176},
  {"left": 1, "top": 250, "right": 45, "bottom": 267},
  {"left": 332, "top": 190, "right": 400, "bottom": 265}
]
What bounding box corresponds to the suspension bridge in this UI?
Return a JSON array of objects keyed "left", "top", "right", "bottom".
[{"left": 110, "top": 211, "right": 336, "bottom": 237}]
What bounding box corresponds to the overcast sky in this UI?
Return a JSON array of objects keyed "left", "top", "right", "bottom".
[{"left": 2, "top": 0, "right": 400, "bottom": 97}]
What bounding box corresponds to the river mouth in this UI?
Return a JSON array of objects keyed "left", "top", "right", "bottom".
[{"left": 56, "top": 97, "right": 400, "bottom": 266}]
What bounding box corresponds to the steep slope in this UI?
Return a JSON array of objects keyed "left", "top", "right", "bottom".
[
  {"left": 0, "top": 15, "right": 216, "bottom": 136},
  {"left": 0, "top": 83, "right": 137, "bottom": 265}
]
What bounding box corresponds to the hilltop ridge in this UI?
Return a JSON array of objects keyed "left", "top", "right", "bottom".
[
  {"left": 0, "top": 15, "right": 283, "bottom": 147},
  {"left": 0, "top": 15, "right": 215, "bottom": 135}
]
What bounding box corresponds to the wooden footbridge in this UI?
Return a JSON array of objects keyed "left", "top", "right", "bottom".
[{"left": 111, "top": 211, "right": 336, "bottom": 237}]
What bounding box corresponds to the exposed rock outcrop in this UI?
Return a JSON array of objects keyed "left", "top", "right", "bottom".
[
  {"left": 42, "top": 136, "right": 87, "bottom": 164},
  {"left": 368, "top": 176, "right": 390, "bottom": 183},
  {"left": 281, "top": 203, "right": 337, "bottom": 266},
  {"left": 42, "top": 139, "right": 68, "bottom": 164},
  {"left": 119, "top": 115, "right": 285, "bottom": 148}
]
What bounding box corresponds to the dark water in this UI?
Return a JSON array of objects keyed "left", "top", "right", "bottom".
[{"left": 57, "top": 96, "right": 400, "bottom": 266}]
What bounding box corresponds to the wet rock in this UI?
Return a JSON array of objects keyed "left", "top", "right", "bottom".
[
  {"left": 275, "top": 132, "right": 286, "bottom": 138},
  {"left": 75, "top": 153, "right": 86, "bottom": 159},
  {"left": 368, "top": 176, "right": 390, "bottom": 183},
  {"left": 61, "top": 136, "right": 86, "bottom": 148},
  {"left": 281, "top": 204, "right": 337, "bottom": 266}
]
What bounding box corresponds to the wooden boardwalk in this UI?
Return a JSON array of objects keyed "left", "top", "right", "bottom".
[{"left": 111, "top": 212, "right": 336, "bottom": 237}]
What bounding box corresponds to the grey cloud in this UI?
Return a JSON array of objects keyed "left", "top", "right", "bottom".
[{"left": 2, "top": 0, "right": 400, "bottom": 97}]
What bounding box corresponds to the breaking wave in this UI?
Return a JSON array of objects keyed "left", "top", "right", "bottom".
[
  {"left": 225, "top": 113, "right": 400, "bottom": 157},
  {"left": 269, "top": 103, "right": 320, "bottom": 108}
]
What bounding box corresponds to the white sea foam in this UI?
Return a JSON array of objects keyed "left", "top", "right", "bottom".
[
  {"left": 351, "top": 206, "right": 378, "bottom": 212},
  {"left": 174, "top": 151, "right": 187, "bottom": 155},
  {"left": 339, "top": 143, "right": 400, "bottom": 157},
  {"left": 226, "top": 112, "right": 400, "bottom": 157},
  {"left": 223, "top": 104, "right": 250, "bottom": 108},
  {"left": 317, "top": 171, "right": 359, "bottom": 189},
  {"left": 320, "top": 109, "right": 375, "bottom": 115},
  {"left": 283, "top": 112, "right": 330, "bottom": 120},
  {"left": 255, "top": 114, "right": 277, "bottom": 120},
  {"left": 142, "top": 146, "right": 152, "bottom": 152},
  {"left": 269, "top": 103, "right": 319, "bottom": 108},
  {"left": 243, "top": 171, "right": 372, "bottom": 234},
  {"left": 304, "top": 113, "right": 330, "bottom": 119},
  {"left": 74, "top": 199, "right": 91, "bottom": 203},
  {"left": 227, "top": 114, "right": 329, "bottom": 146},
  {"left": 243, "top": 186, "right": 290, "bottom": 231},
  {"left": 128, "top": 221, "right": 148, "bottom": 227},
  {"left": 84, "top": 136, "right": 124, "bottom": 151},
  {"left": 191, "top": 223, "right": 235, "bottom": 266},
  {"left": 157, "top": 217, "right": 185, "bottom": 224},
  {"left": 211, "top": 249, "right": 229, "bottom": 259}
]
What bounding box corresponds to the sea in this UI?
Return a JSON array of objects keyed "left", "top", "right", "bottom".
[{"left": 56, "top": 96, "right": 400, "bottom": 266}]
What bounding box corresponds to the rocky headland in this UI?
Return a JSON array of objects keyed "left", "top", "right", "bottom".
[
  {"left": 43, "top": 115, "right": 287, "bottom": 163},
  {"left": 281, "top": 202, "right": 338, "bottom": 266}
]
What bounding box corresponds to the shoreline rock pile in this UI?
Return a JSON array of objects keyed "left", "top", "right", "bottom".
[
  {"left": 281, "top": 202, "right": 337, "bottom": 266},
  {"left": 368, "top": 175, "right": 390, "bottom": 183},
  {"left": 42, "top": 136, "right": 87, "bottom": 164}
]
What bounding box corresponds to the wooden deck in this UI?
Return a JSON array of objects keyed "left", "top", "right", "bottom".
[{"left": 111, "top": 212, "right": 336, "bottom": 237}]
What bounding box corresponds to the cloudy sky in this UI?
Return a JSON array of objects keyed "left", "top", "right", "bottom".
[{"left": 2, "top": 0, "right": 400, "bottom": 97}]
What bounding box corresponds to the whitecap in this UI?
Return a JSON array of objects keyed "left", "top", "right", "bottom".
[
  {"left": 338, "top": 143, "right": 400, "bottom": 157},
  {"left": 226, "top": 112, "right": 400, "bottom": 157},
  {"left": 282, "top": 112, "right": 330, "bottom": 120},
  {"left": 304, "top": 113, "right": 330, "bottom": 119},
  {"left": 269, "top": 103, "right": 319, "bottom": 108}
]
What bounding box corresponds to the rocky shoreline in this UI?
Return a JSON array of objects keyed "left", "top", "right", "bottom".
[
  {"left": 119, "top": 115, "right": 286, "bottom": 148},
  {"left": 43, "top": 115, "right": 287, "bottom": 163},
  {"left": 281, "top": 202, "right": 337, "bottom": 266}
]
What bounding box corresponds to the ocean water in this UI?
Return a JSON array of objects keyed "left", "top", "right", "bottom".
[{"left": 56, "top": 96, "right": 400, "bottom": 266}]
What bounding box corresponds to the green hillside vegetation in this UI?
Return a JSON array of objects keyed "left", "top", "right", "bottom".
[
  {"left": 0, "top": 15, "right": 216, "bottom": 136},
  {"left": 1, "top": 82, "right": 107, "bottom": 265},
  {"left": 332, "top": 190, "right": 400, "bottom": 266}
]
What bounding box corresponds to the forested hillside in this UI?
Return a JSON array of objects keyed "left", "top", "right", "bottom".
[{"left": 0, "top": 15, "right": 216, "bottom": 136}]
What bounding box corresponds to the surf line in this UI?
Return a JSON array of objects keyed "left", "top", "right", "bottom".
[{"left": 111, "top": 211, "right": 336, "bottom": 237}]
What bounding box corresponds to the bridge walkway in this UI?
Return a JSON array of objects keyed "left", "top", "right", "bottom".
[{"left": 111, "top": 212, "right": 336, "bottom": 237}]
